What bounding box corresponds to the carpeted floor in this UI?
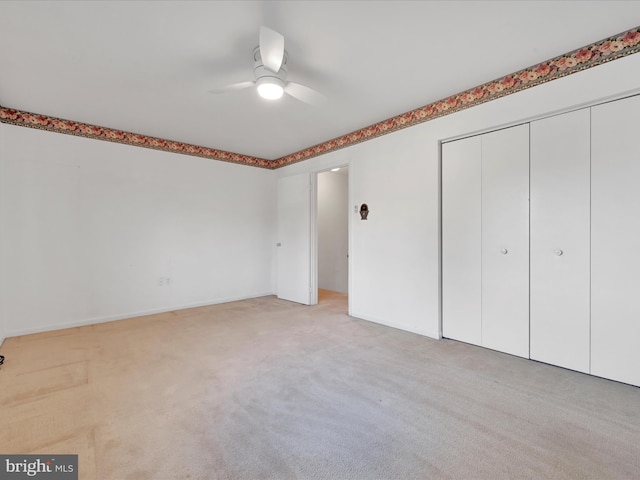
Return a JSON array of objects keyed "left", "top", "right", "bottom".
[{"left": 0, "top": 290, "right": 639, "bottom": 479}]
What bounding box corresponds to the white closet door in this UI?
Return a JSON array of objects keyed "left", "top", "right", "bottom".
[
  {"left": 481, "top": 125, "right": 530, "bottom": 358},
  {"left": 442, "top": 136, "right": 482, "bottom": 346},
  {"left": 530, "top": 109, "right": 591, "bottom": 373},
  {"left": 592, "top": 95, "right": 640, "bottom": 387}
]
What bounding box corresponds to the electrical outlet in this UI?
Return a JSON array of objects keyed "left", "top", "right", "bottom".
[
  {"left": 165, "top": 277, "right": 172, "bottom": 286},
  {"left": 158, "top": 277, "right": 164, "bottom": 286}
]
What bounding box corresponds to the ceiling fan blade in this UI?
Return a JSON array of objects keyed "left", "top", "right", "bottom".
[
  {"left": 208, "top": 81, "right": 255, "bottom": 94},
  {"left": 259, "top": 26, "right": 285, "bottom": 72},
  {"left": 285, "top": 82, "right": 327, "bottom": 106}
]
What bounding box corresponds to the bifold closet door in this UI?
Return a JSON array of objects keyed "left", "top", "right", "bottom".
[
  {"left": 591, "top": 95, "right": 640, "bottom": 387},
  {"left": 530, "top": 109, "right": 591, "bottom": 373},
  {"left": 442, "top": 136, "right": 482, "bottom": 346},
  {"left": 481, "top": 125, "right": 530, "bottom": 358}
]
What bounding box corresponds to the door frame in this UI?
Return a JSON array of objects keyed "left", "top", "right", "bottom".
[{"left": 310, "top": 165, "right": 350, "bottom": 310}]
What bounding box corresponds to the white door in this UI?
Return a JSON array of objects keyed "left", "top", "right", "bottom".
[
  {"left": 442, "top": 136, "right": 482, "bottom": 346},
  {"left": 591, "top": 95, "right": 640, "bottom": 387},
  {"left": 277, "top": 173, "right": 312, "bottom": 305},
  {"left": 530, "top": 109, "right": 591, "bottom": 373},
  {"left": 481, "top": 125, "right": 530, "bottom": 358}
]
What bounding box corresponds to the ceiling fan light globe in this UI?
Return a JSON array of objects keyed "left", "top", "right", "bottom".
[{"left": 257, "top": 78, "right": 284, "bottom": 100}]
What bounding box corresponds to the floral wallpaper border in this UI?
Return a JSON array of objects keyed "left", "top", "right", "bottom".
[
  {"left": 0, "top": 107, "right": 273, "bottom": 169},
  {"left": 1, "top": 27, "right": 639, "bottom": 170},
  {"left": 272, "top": 26, "right": 640, "bottom": 168}
]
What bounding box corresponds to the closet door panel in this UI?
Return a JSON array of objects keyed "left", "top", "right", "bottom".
[
  {"left": 530, "top": 109, "right": 591, "bottom": 373},
  {"left": 481, "top": 125, "right": 530, "bottom": 358},
  {"left": 442, "top": 136, "right": 482, "bottom": 346},
  {"left": 592, "top": 95, "right": 640, "bottom": 387}
]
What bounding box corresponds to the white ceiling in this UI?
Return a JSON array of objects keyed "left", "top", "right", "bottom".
[{"left": 1, "top": 1, "right": 640, "bottom": 161}]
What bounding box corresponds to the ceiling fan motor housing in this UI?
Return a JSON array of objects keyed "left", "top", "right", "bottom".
[{"left": 253, "top": 46, "right": 288, "bottom": 88}]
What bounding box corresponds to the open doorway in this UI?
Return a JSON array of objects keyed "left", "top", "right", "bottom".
[{"left": 316, "top": 167, "right": 349, "bottom": 308}]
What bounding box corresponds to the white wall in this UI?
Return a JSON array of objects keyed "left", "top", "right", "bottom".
[
  {"left": 0, "top": 125, "right": 276, "bottom": 337},
  {"left": 3, "top": 54, "right": 640, "bottom": 343},
  {"left": 0, "top": 123, "right": 5, "bottom": 346},
  {"left": 277, "top": 53, "right": 640, "bottom": 339},
  {"left": 317, "top": 171, "right": 348, "bottom": 293}
]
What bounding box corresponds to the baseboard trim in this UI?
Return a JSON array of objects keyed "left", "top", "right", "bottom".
[
  {"left": 5, "top": 291, "right": 276, "bottom": 338},
  {"left": 349, "top": 311, "right": 439, "bottom": 340}
]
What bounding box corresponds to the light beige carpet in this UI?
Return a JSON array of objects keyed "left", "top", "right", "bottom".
[{"left": 0, "top": 290, "right": 639, "bottom": 479}]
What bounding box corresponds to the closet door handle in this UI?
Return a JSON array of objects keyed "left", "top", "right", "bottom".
[
  {"left": 555, "top": 249, "right": 563, "bottom": 256},
  {"left": 501, "top": 248, "right": 508, "bottom": 255}
]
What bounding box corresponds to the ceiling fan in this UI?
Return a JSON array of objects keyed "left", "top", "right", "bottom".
[{"left": 209, "top": 27, "right": 326, "bottom": 106}]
